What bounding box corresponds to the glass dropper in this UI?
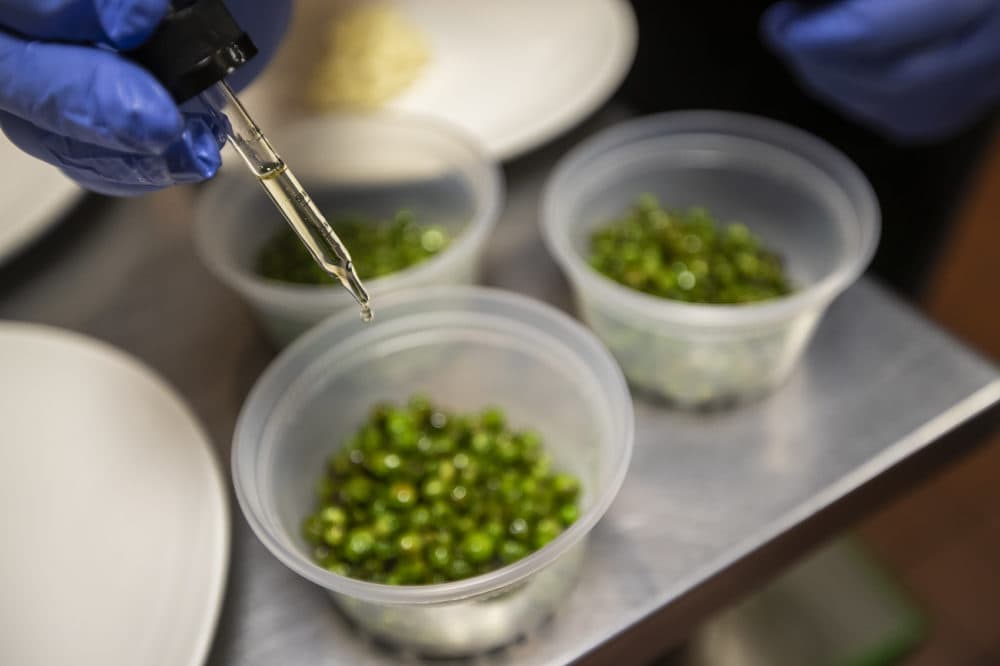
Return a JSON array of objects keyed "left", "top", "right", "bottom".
[{"left": 200, "top": 81, "right": 372, "bottom": 321}]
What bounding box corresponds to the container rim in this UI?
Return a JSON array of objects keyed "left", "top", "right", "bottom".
[
  {"left": 193, "top": 111, "right": 504, "bottom": 312},
  {"left": 540, "top": 110, "right": 881, "bottom": 328},
  {"left": 231, "top": 285, "right": 635, "bottom": 605}
]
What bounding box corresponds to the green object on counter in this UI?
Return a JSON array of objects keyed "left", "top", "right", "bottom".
[
  {"left": 588, "top": 195, "right": 793, "bottom": 304},
  {"left": 303, "top": 396, "right": 582, "bottom": 585},
  {"left": 258, "top": 210, "right": 451, "bottom": 284}
]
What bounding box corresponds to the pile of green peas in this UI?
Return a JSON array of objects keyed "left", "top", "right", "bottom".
[
  {"left": 302, "top": 396, "right": 582, "bottom": 585},
  {"left": 258, "top": 210, "right": 451, "bottom": 285},
  {"left": 588, "top": 195, "right": 793, "bottom": 304}
]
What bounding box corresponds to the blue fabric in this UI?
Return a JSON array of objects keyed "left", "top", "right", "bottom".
[
  {"left": 762, "top": 0, "right": 1000, "bottom": 142},
  {"left": 0, "top": 0, "right": 290, "bottom": 196}
]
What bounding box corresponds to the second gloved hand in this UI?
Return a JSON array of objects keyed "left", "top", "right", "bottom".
[
  {"left": 761, "top": 0, "right": 1000, "bottom": 142},
  {"left": 0, "top": 0, "right": 290, "bottom": 196}
]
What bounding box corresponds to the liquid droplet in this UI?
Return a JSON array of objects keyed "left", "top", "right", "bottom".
[{"left": 360, "top": 304, "right": 374, "bottom": 323}]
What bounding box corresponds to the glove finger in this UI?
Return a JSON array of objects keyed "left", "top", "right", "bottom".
[
  {"left": 762, "top": 0, "right": 995, "bottom": 61},
  {"left": 0, "top": 0, "right": 169, "bottom": 49},
  {"left": 770, "top": 40, "right": 1000, "bottom": 142},
  {"left": 0, "top": 110, "right": 223, "bottom": 195},
  {"left": 0, "top": 31, "right": 182, "bottom": 153}
]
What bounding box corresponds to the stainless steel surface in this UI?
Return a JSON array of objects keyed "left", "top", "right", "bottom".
[{"left": 1, "top": 109, "right": 998, "bottom": 666}]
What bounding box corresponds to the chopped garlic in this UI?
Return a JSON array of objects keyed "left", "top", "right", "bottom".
[{"left": 310, "top": 5, "right": 430, "bottom": 110}]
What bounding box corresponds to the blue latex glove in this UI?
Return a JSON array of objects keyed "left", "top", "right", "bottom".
[
  {"left": 762, "top": 0, "right": 1000, "bottom": 142},
  {"left": 0, "top": 0, "right": 290, "bottom": 196}
]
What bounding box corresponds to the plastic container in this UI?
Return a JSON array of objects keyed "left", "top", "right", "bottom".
[
  {"left": 194, "top": 113, "right": 503, "bottom": 346},
  {"left": 231, "top": 286, "right": 634, "bottom": 655},
  {"left": 541, "top": 111, "right": 880, "bottom": 407}
]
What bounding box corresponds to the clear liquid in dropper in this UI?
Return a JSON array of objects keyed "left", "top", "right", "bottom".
[{"left": 257, "top": 162, "right": 372, "bottom": 321}]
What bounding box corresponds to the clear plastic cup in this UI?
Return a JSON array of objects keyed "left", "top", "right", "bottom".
[
  {"left": 231, "top": 286, "right": 634, "bottom": 655},
  {"left": 193, "top": 113, "right": 503, "bottom": 346},
  {"left": 541, "top": 111, "right": 880, "bottom": 407}
]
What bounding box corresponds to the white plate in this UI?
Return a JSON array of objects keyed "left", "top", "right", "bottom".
[
  {"left": 386, "top": 0, "right": 637, "bottom": 159},
  {"left": 0, "top": 137, "right": 84, "bottom": 265},
  {"left": 0, "top": 323, "right": 229, "bottom": 666}
]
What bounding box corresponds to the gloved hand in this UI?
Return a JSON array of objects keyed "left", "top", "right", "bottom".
[
  {"left": 761, "top": 0, "right": 1000, "bottom": 142},
  {"left": 0, "top": 0, "right": 290, "bottom": 196}
]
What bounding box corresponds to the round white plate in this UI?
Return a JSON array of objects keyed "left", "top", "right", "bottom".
[
  {"left": 387, "top": 0, "right": 638, "bottom": 159},
  {"left": 0, "top": 137, "right": 84, "bottom": 265},
  {"left": 0, "top": 323, "right": 229, "bottom": 666}
]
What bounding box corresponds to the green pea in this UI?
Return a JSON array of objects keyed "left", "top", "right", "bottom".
[
  {"left": 499, "top": 540, "right": 528, "bottom": 565},
  {"left": 501, "top": 475, "right": 522, "bottom": 503},
  {"left": 422, "top": 477, "right": 446, "bottom": 500},
  {"left": 552, "top": 473, "right": 580, "bottom": 499},
  {"left": 559, "top": 503, "right": 580, "bottom": 526},
  {"left": 433, "top": 436, "right": 456, "bottom": 456},
  {"left": 319, "top": 506, "right": 347, "bottom": 527},
  {"left": 530, "top": 456, "right": 552, "bottom": 479},
  {"left": 534, "top": 518, "right": 562, "bottom": 549},
  {"left": 517, "top": 430, "right": 542, "bottom": 461},
  {"left": 460, "top": 532, "right": 495, "bottom": 564},
  {"left": 430, "top": 501, "right": 452, "bottom": 523},
  {"left": 398, "top": 531, "right": 424, "bottom": 558},
  {"left": 429, "top": 529, "right": 454, "bottom": 546},
  {"left": 437, "top": 460, "right": 456, "bottom": 482},
  {"left": 428, "top": 544, "right": 452, "bottom": 570},
  {"left": 495, "top": 435, "right": 520, "bottom": 464},
  {"left": 373, "top": 540, "right": 398, "bottom": 561},
  {"left": 323, "top": 525, "right": 346, "bottom": 547},
  {"left": 326, "top": 561, "right": 351, "bottom": 577},
  {"left": 520, "top": 477, "right": 539, "bottom": 497},
  {"left": 388, "top": 481, "right": 417, "bottom": 509},
  {"left": 396, "top": 560, "right": 429, "bottom": 585},
  {"left": 373, "top": 512, "right": 401, "bottom": 538},
  {"left": 485, "top": 520, "right": 505, "bottom": 542},
  {"left": 480, "top": 407, "right": 505, "bottom": 431},
  {"left": 343, "top": 476, "right": 373, "bottom": 504},
  {"left": 452, "top": 452, "right": 471, "bottom": 470},
  {"left": 459, "top": 463, "right": 480, "bottom": 485},
  {"left": 421, "top": 227, "right": 447, "bottom": 252},
  {"left": 450, "top": 485, "right": 470, "bottom": 508},
  {"left": 508, "top": 517, "right": 529, "bottom": 540},
  {"left": 343, "top": 528, "right": 375, "bottom": 563},
  {"left": 470, "top": 431, "right": 492, "bottom": 454},
  {"left": 410, "top": 505, "right": 431, "bottom": 529},
  {"left": 367, "top": 451, "right": 402, "bottom": 478},
  {"left": 360, "top": 425, "right": 381, "bottom": 452},
  {"left": 455, "top": 516, "right": 476, "bottom": 535}
]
